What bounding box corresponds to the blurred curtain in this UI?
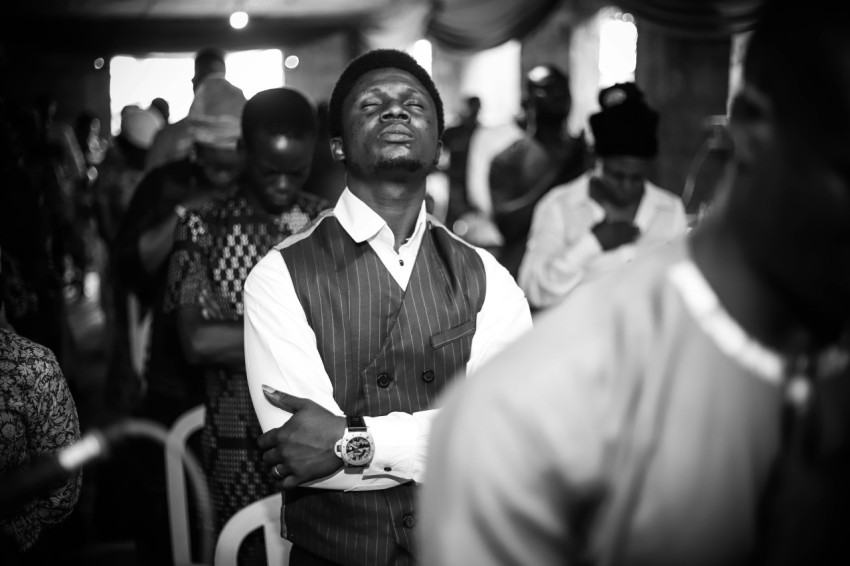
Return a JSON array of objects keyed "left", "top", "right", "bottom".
[
  {"left": 427, "top": 0, "right": 562, "bottom": 52},
  {"left": 614, "top": 0, "right": 766, "bottom": 38},
  {"left": 424, "top": 0, "right": 764, "bottom": 52},
  {"left": 361, "top": 0, "right": 433, "bottom": 50}
]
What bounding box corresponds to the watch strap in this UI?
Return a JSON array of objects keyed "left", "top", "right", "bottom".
[{"left": 346, "top": 415, "right": 367, "bottom": 431}]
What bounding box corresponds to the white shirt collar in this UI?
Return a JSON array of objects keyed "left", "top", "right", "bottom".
[
  {"left": 334, "top": 187, "right": 429, "bottom": 251},
  {"left": 668, "top": 259, "right": 785, "bottom": 385}
]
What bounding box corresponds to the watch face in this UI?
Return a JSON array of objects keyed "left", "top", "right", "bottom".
[{"left": 344, "top": 434, "right": 373, "bottom": 466}]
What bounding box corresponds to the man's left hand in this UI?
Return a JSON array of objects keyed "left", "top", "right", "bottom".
[{"left": 257, "top": 385, "right": 346, "bottom": 490}]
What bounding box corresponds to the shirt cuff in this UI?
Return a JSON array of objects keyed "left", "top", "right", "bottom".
[{"left": 362, "top": 413, "right": 419, "bottom": 480}]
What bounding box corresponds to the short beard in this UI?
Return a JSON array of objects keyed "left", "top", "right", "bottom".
[{"left": 373, "top": 156, "right": 428, "bottom": 175}]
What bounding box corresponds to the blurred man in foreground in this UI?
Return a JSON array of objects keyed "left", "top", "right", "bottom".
[{"left": 421, "top": 1, "right": 850, "bottom": 564}]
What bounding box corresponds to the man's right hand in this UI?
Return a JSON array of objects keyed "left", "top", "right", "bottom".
[
  {"left": 257, "top": 386, "right": 347, "bottom": 490},
  {"left": 591, "top": 220, "right": 640, "bottom": 251}
]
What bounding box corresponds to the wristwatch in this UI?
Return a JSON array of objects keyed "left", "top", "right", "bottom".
[{"left": 334, "top": 416, "right": 374, "bottom": 468}]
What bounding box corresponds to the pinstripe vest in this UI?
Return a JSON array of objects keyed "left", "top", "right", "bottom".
[{"left": 279, "top": 213, "right": 487, "bottom": 566}]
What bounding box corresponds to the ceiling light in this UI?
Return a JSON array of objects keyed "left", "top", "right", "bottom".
[{"left": 230, "top": 11, "right": 249, "bottom": 29}]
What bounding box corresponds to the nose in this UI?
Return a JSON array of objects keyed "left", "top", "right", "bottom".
[{"left": 381, "top": 100, "right": 410, "bottom": 122}]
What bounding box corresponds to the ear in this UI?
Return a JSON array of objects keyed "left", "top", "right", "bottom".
[
  {"left": 728, "top": 84, "right": 774, "bottom": 166},
  {"left": 433, "top": 139, "right": 444, "bottom": 167},
  {"left": 330, "top": 137, "right": 345, "bottom": 162}
]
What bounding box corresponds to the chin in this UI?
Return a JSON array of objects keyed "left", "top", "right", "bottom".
[{"left": 264, "top": 194, "right": 295, "bottom": 213}]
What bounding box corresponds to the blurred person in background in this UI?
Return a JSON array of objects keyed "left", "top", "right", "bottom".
[
  {"left": 518, "top": 82, "right": 687, "bottom": 311},
  {"left": 95, "top": 105, "right": 165, "bottom": 244},
  {"left": 301, "top": 99, "right": 346, "bottom": 204},
  {"left": 145, "top": 47, "right": 227, "bottom": 171},
  {"left": 421, "top": 0, "right": 850, "bottom": 563},
  {"left": 486, "top": 64, "right": 592, "bottom": 279},
  {"left": 113, "top": 73, "right": 246, "bottom": 566},
  {"left": 71, "top": 110, "right": 108, "bottom": 295},
  {"left": 1, "top": 98, "right": 83, "bottom": 368},
  {"left": 442, "top": 95, "right": 481, "bottom": 228},
  {"left": 166, "top": 87, "right": 327, "bottom": 566},
  {"left": 92, "top": 104, "right": 165, "bottom": 421},
  {"left": 0, "top": 244, "right": 83, "bottom": 566}
]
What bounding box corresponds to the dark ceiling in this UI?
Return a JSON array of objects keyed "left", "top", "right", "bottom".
[{"left": 5, "top": 0, "right": 401, "bottom": 53}]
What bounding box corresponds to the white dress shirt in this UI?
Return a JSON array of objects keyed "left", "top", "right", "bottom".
[
  {"left": 518, "top": 171, "right": 688, "bottom": 309},
  {"left": 244, "top": 188, "right": 532, "bottom": 491}
]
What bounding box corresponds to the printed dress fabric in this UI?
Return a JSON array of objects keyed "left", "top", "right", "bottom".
[
  {"left": 164, "top": 191, "right": 327, "bottom": 565},
  {"left": 0, "top": 328, "right": 81, "bottom": 553}
]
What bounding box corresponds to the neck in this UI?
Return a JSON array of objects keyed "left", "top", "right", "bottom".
[
  {"left": 690, "top": 214, "right": 817, "bottom": 356},
  {"left": 348, "top": 175, "right": 426, "bottom": 251}
]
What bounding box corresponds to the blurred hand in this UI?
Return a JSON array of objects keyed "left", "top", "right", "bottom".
[
  {"left": 592, "top": 220, "right": 640, "bottom": 251},
  {"left": 199, "top": 290, "right": 227, "bottom": 321}
]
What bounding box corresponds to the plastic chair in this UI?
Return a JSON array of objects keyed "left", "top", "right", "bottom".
[
  {"left": 165, "top": 404, "right": 207, "bottom": 566},
  {"left": 214, "top": 494, "right": 291, "bottom": 566}
]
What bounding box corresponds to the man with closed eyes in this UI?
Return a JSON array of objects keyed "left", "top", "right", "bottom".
[{"left": 243, "top": 49, "right": 531, "bottom": 566}]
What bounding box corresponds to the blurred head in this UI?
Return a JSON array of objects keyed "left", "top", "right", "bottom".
[
  {"left": 188, "top": 75, "right": 246, "bottom": 188},
  {"left": 723, "top": 0, "right": 850, "bottom": 341},
  {"left": 119, "top": 105, "right": 164, "bottom": 150},
  {"left": 589, "top": 82, "right": 659, "bottom": 206},
  {"left": 525, "top": 65, "right": 571, "bottom": 124},
  {"left": 463, "top": 95, "right": 481, "bottom": 121},
  {"left": 240, "top": 88, "right": 319, "bottom": 213},
  {"left": 192, "top": 47, "right": 226, "bottom": 92},
  {"left": 328, "top": 49, "right": 444, "bottom": 181},
  {"left": 74, "top": 111, "right": 100, "bottom": 144}
]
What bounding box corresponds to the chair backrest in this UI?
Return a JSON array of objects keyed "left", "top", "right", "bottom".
[
  {"left": 214, "top": 494, "right": 291, "bottom": 566},
  {"left": 165, "top": 404, "right": 206, "bottom": 566}
]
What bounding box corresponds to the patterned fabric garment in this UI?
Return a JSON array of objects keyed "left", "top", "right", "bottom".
[
  {"left": 0, "top": 328, "right": 82, "bottom": 553},
  {"left": 164, "top": 190, "right": 327, "bottom": 566}
]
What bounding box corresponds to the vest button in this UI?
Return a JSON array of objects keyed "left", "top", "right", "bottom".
[
  {"left": 377, "top": 372, "right": 393, "bottom": 388},
  {"left": 403, "top": 514, "right": 416, "bottom": 528},
  {"left": 421, "top": 370, "right": 435, "bottom": 383}
]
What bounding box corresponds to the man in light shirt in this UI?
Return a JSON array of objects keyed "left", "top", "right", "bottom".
[
  {"left": 243, "top": 49, "right": 531, "bottom": 566},
  {"left": 421, "top": 1, "right": 850, "bottom": 564},
  {"left": 518, "top": 81, "right": 687, "bottom": 310}
]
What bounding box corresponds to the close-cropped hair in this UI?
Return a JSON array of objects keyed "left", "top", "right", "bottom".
[
  {"left": 241, "top": 87, "right": 319, "bottom": 147},
  {"left": 328, "top": 49, "right": 445, "bottom": 138},
  {"left": 195, "top": 47, "right": 226, "bottom": 69}
]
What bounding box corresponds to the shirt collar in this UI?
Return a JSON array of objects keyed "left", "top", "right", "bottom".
[
  {"left": 634, "top": 182, "right": 662, "bottom": 231},
  {"left": 669, "top": 258, "right": 785, "bottom": 385},
  {"left": 334, "top": 187, "right": 429, "bottom": 247}
]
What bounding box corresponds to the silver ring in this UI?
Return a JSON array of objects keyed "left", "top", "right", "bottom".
[{"left": 271, "top": 466, "right": 285, "bottom": 480}]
